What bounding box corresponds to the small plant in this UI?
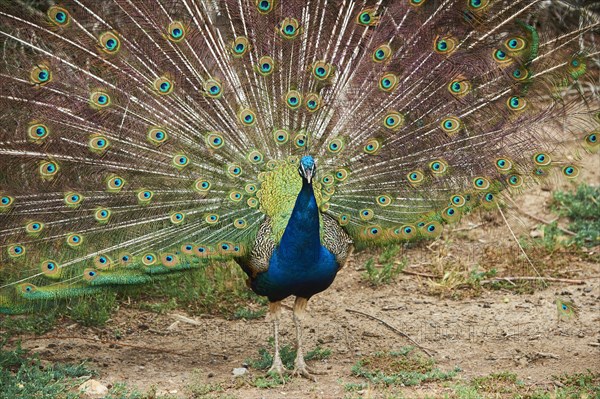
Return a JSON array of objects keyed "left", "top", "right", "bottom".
[
  {"left": 304, "top": 345, "right": 332, "bottom": 361},
  {"left": 363, "top": 245, "right": 406, "bottom": 286},
  {"left": 252, "top": 373, "right": 289, "bottom": 388},
  {"left": 246, "top": 341, "right": 332, "bottom": 386}
]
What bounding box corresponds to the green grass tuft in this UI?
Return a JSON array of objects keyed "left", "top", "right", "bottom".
[
  {"left": 69, "top": 291, "right": 118, "bottom": 327},
  {"left": 0, "top": 311, "right": 59, "bottom": 337},
  {"left": 0, "top": 340, "right": 183, "bottom": 399},
  {"left": 0, "top": 340, "right": 94, "bottom": 399},
  {"left": 232, "top": 306, "right": 266, "bottom": 320},
  {"left": 363, "top": 245, "right": 406, "bottom": 286},
  {"left": 445, "top": 370, "right": 600, "bottom": 398},
  {"left": 351, "top": 347, "right": 459, "bottom": 387},
  {"left": 549, "top": 183, "right": 600, "bottom": 248}
]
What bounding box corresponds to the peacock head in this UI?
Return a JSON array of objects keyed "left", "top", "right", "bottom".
[{"left": 299, "top": 155, "right": 316, "bottom": 184}]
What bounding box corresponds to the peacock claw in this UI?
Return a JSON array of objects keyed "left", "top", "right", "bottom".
[
  {"left": 267, "top": 358, "right": 288, "bottom": 382},
  {"left": 292, "top": 358, "right": 324, "bottom": 381}
]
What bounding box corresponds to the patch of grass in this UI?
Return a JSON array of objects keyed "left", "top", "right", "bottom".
[
  {"left": 246, "top": 341, "right": 333, "bottom": 386},
  {"left": 304, "top": 345, "right": 332, "bottom": 361},
  {"left": 186, "top": 368, "right": 229, "bottom": 397},
  {"left": 0, "top": 340, "right": 94, "bottom": 399},
  {"left": 351, "top": 347, "right": 459, "bottom": 387},
  {"left": 551, "top": 183, "right": 600, "bottom": 248},
  {"left": 523, "top": 184, "right": 600, "bottom": 253},
  {"left": 343, "top": 381, "right": 369, "bottom": 392},
  {"left": 470, "top": 371, "right": 523, "bottom": 394},
  {"left": 232, "top": 306, "right": 266, "bottom": 320},
  {"left": 427, "top": 265, "right": 499, "bottom": 298},
  {"left": 137, "top": 297, "right": 179, "bottom": 314},
  {"left": 69, "top": 291, "right": 118, "bottom": 327},
  {"left": 363, "top": 245, "right": 406, "bottom": 286},
  {"left": 0, "top": 341, "right": 179, "bottom": 399},
  {"left": 553, "top": 370, "right": 600, "bottom": 397},
  {"left": 133, "top": 261, "right": 265, "bottom": 318},
  {"left": 0, "top": 311, "right": 59, "bottom": 338},
  {"left": 445, "top": 370, "right": 600, "bottom": 399},
  {"left": 188, "top": 380, "right": 224, "bottom": 395},
  {"left": 101, "top": 383, "right": 144, "bottom": 399}
]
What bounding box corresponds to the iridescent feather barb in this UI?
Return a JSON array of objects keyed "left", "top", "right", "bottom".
[
  {"left": 556, "top": 297, "right": 580, "bottom": 321},
  {"left": 0, "top": 0, "right": 598, "bottom": 378}
]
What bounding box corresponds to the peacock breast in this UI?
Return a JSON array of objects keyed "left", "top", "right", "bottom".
[{"left": 252, "top": 244, "right": 339, "bottom": 302}]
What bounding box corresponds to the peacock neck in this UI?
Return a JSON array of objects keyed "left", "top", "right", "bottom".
[{"left": 278, "top": 177, "right": 321, "bottom": 263}]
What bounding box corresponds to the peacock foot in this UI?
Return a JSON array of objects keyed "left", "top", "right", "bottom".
[
  {"left": 292, "top": 356, "right": 325, "bottom": 381},
  {"left": 266, "top": 356, "right": 288, "bottom": 382}
]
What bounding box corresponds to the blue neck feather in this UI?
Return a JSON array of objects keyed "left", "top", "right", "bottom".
[
  {"left": 278, "top": 177, "right": 321, "bottom": 265},
  {"left": 253, "top": 174, "right": 338, "bottom": 301}
]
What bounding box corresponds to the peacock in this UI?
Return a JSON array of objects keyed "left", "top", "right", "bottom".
[{"left": 0, "top": 0, "right": 598, "bottom": 380}]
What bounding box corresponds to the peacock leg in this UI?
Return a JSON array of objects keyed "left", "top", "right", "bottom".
[
  {"left": 292, "top": 297, "right": 324, "bottom": 381},
  {"left": 266, "top": 301, "right": 287, "bottom": 379}
]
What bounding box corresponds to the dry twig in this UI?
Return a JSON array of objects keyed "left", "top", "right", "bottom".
[{"left": 346, "top": 308, "right": 435, "bottom": 357}]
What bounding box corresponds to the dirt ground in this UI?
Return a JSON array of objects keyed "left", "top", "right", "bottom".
[{"left": 8, "top": 157, "right": 600, "bottom": 398}]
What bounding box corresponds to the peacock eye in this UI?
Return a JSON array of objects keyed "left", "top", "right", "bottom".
[
  {"left": 90, "top": 91, "right": 111, "bottom": 108},
  {"left": 372, "top": 44, "right": 392, "bottom": 62},
  {"left": 505, "top": 36, "right": 527, "bottom": 51},
  {"left": 247, "top": 150, "right": 263, "bottom": 164},
  {"left": 357, "top": 9, "right": 378, "bottom": 26},
  {"left": 256, "top": 0, "right": 273, "bottom": 13},
  {"left": 231, "top": 36, "right": 250, "bottom": 57},
  {"left": 507, "top": 96, "right": 527, "bottom": 111},
  {"left": 383, "top": 111, "right": 403, "bottom": 129},
  {"left": 378, "top": 73, "right": 398, "bottom": 92},
  {"left": 279, "top": 18, "right": 300, "bottom": 38},
  {"left": 286, "top": 90, "right": 302, "bottom": 109},
  {"left": 48, "top": 6, "right": 71, "bottom": 26},
  {"left": 204, "top": 79, "right": 222, "bottom": 98},
  {"left": 493, "top": 49, "right": 511, "bottom": 64},
  {"left": 98, "top": 32, "right": 121, "bottom": 54},
  {"left": 238, "top": 108, "right": 256, "bottom": 126},
  {"left": 434, "top": 36, "right": 457, "bottom": 54},
  {"left": 167, "top": 21, "right": 187, "bottom": 42}
]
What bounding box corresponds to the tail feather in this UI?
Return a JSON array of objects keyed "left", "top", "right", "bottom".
[{"left": 0, "top": 0, "right": 598, "bottom": 312}]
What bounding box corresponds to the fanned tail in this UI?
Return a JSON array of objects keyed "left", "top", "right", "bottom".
[{"left": 0, "top": 0, "right": 598, "bottom": 313}]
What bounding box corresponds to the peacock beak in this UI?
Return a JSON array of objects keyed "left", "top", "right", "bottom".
[
  {"left": 300, "top": 164, "right": 315, "bottom": 184},
  {"left": 305, "top": 168, "right": 313, "bottom": 184}
]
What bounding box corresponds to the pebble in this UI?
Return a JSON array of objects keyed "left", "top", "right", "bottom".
[
  {"left": 79, "top": 379, "right": 108, "bottom": 398},
  {"left": 233, "top": 367, "right": 248, "bottom": 377}
]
